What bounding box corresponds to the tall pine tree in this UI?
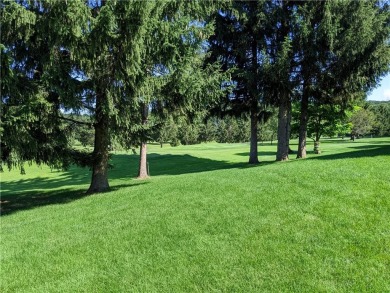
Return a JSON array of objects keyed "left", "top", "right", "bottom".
[
  {"left": 207, "top": 0, "right": 270, "bottom": 164},
  {"left": 1, "top": 0, "right": 226, "bottom": 192},
  {"left": 294, "top": 0, "right": 390, "bottom": 158},
  {"left": 1, "top": 0, "right": 89, "bottom": 172}
]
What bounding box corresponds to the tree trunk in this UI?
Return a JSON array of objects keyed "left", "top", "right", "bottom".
[
  {"left": 87, "top": 93, "right": 110, "bottom": 194},
  {"left": 314, "top": 140, "right": 321, "bottom": 154},
  {"left": 248, "top": 27, "right": 259, "bottom": 164},
  {"left": 315, "top": 125, "right": 321, "bottom": 143},
  {"left": 276, "top": 2, "right": 292, "bottom": 161},
  {"left": 249, "top": 106, "right": 259, "bottom": 164},
  {"left": 297, "top": 85, "right": 309, "bottom": 159},
  {"left": 276, "top": 92, "right": 291, "bottom": 161},
  {"left": 137, "top": 103, "right": 149, "bottom": 179},
  {"left": 137, "top": 142, "right": 148, "bottom": 178}
]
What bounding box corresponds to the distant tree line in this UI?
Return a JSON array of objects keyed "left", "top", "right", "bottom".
[{"left": 72, "top": 100, "right": 388, "bottom": 149}]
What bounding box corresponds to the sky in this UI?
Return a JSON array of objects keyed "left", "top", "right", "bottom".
[{"left": 367, "top": 74, "right": 390, "bottom": 101}]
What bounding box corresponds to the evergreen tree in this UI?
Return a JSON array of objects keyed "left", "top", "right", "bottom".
[
  {"left": 263, "top": 0, "right": 296, "bottom": 161},
  {"left": 294, "top": 0, "right": 390, "bottom": 158},
  {"left": 294, "top": 1, "right": 329, "bottom": 158},
  {"left": 207, "top": 1, "right": 299, "bottom": 162},
  {"left": 68, "top": 0, "right": 159, "bottom": 192},
  {"left": 1, "top": 1, "right": 225, "bottom": 190},
  {"left": 207, "top": 0, "right": 270, "bottom": 164},
  {"left": 1, "top": 0, "right": 89, "bottom": 173},
  {"left": 126, "top": 29, "right": 226, "bottom": 178}
]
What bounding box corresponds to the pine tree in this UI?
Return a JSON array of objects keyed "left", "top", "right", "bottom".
[
  {"left": 294, "top": 1, "right": 328, "bottom": 158},
  {"left": 207, "top": 0, "right": 270, "bottom": 164},
  {"left": 207, "top": 1, "right": 305, "bottom": 162},
  {"left": 1, "top": 0, "right": 89, "bottom": 172},
  {"left": 1, "top": 0, "right": 226, "bottom": 191},
  {"left": 67, "top": 0, "right": 225, "bottom": 191},
  {"left": 111, "top": 1, "right": 227, "bottom": 179},
  {"left": 261, "top": 0, "right": 297, "bottom": 161},
  {"left": 295, "top": 0, "right": 390, "bottom": 158}
]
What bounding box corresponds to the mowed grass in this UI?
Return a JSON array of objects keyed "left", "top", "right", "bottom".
[{"left": 1, "top": 138, "right": 389, "bottom": 292}]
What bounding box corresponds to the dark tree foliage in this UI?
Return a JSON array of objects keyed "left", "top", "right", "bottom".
[
  {"left": 207, "top": 1, "right": 298, "bottom": 162},
  {"left": 293, "top": 0, "right": 390, "bottom": 158},
  {"left": 206, "top": 0, "right": 271, "bottom": 164},
  {"left": 369, "top": 101, "right": 390, "bottom": 136},
  {"left": 1, "top": 0, "right": 226, "bottom": 191},
  {"left": 1, "top": 1, "right": 89, "bottom": 173}
]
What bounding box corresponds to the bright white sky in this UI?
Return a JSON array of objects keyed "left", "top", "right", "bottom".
[{"left": 367, "top": 74, "right": 390, "bottom": 101}]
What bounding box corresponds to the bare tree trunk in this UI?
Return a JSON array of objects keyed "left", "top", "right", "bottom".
[
  {"left": 248, "top": 30, "right": 259, "bottom": 165},
  {"left": 314, "top": 131, "right": 321, "bottom": 154},
  {"left": 249, "top": 105, "right": 259, "bottom": 164},
  {"left": 138, "top": 142, "right": 148, "bottom": 178},
  {"left": 137, "top": 103, "right": 149, "bottom": 179},
  {"left": 276, "top": 92, "right": 291, "bottom": 161},
  {"left": 297, "top": 85, "right": 309, "bottom": 159},
  {"left": 87, "top": 93, "right": 110, "bottom": 194},
  {"left": 314, "top": 140, "right": 321, "bottom": 154},
  {"left": 275, "top": 2, "right": 292, "bottom": 161}
]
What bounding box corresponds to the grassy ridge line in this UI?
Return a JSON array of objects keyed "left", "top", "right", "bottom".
[{"left": 1, "top": 138, "right": 389, "bottom": 292}]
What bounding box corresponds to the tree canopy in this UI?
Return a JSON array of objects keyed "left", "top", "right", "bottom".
[
  {"left": 1, "top": 0, "right": 226, "bottom": 192},
  {"left": 1, "top": 0, "right": 389, "bottom": 193}
]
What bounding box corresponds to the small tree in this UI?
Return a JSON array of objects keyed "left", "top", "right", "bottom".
[
  {"left": 350, "top": 107, "right": 377, "bottom": 137},
  {"left": 369, "top": 102, "right": 390, "bottom": 136},
  {"left": 151, "top": 115, "right": 179, "bottom": 147},
  {"left": 258, "top": 109, "right": 278, "bottom": 145}
]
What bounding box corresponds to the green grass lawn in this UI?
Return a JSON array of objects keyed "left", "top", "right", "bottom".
[{"left": 1, "top": 138, "right": 390, "bottom": 292}]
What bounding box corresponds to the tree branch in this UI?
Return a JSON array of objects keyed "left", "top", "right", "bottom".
[{"left": 58, "top": 115, "right": 93, "bottom": 127}]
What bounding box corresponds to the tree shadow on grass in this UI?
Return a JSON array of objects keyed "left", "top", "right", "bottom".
[
  {"left": 114, "top": 153, "right": 252, "bottom": 178},
  {"left": 234, "top": 151, "right": 276, "bottom": 157},
  {"left": 1, "top": 172, "right": 90, "bottom": 194},
  {"left": 307, "top": 143, "right": 390, "bottom": 161},
  {"left": 362, "top": 139, "right": 390, "bottom": 144},
  {"left": 1, "top": 153, "right": 253, "bottom": 216},
  {"left": 3, "top": 142, "right": 388, "bottom": 216},
  {"left": 1, "top": 143, "right": 390, "bottom": 216},
  {"left": 0, "top": 182, "right": 149, "bottom": 217}
]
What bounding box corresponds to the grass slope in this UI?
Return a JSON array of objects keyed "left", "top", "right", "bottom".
[{"left": 1, "top": 138, "right": 390, "bottom": 292}]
